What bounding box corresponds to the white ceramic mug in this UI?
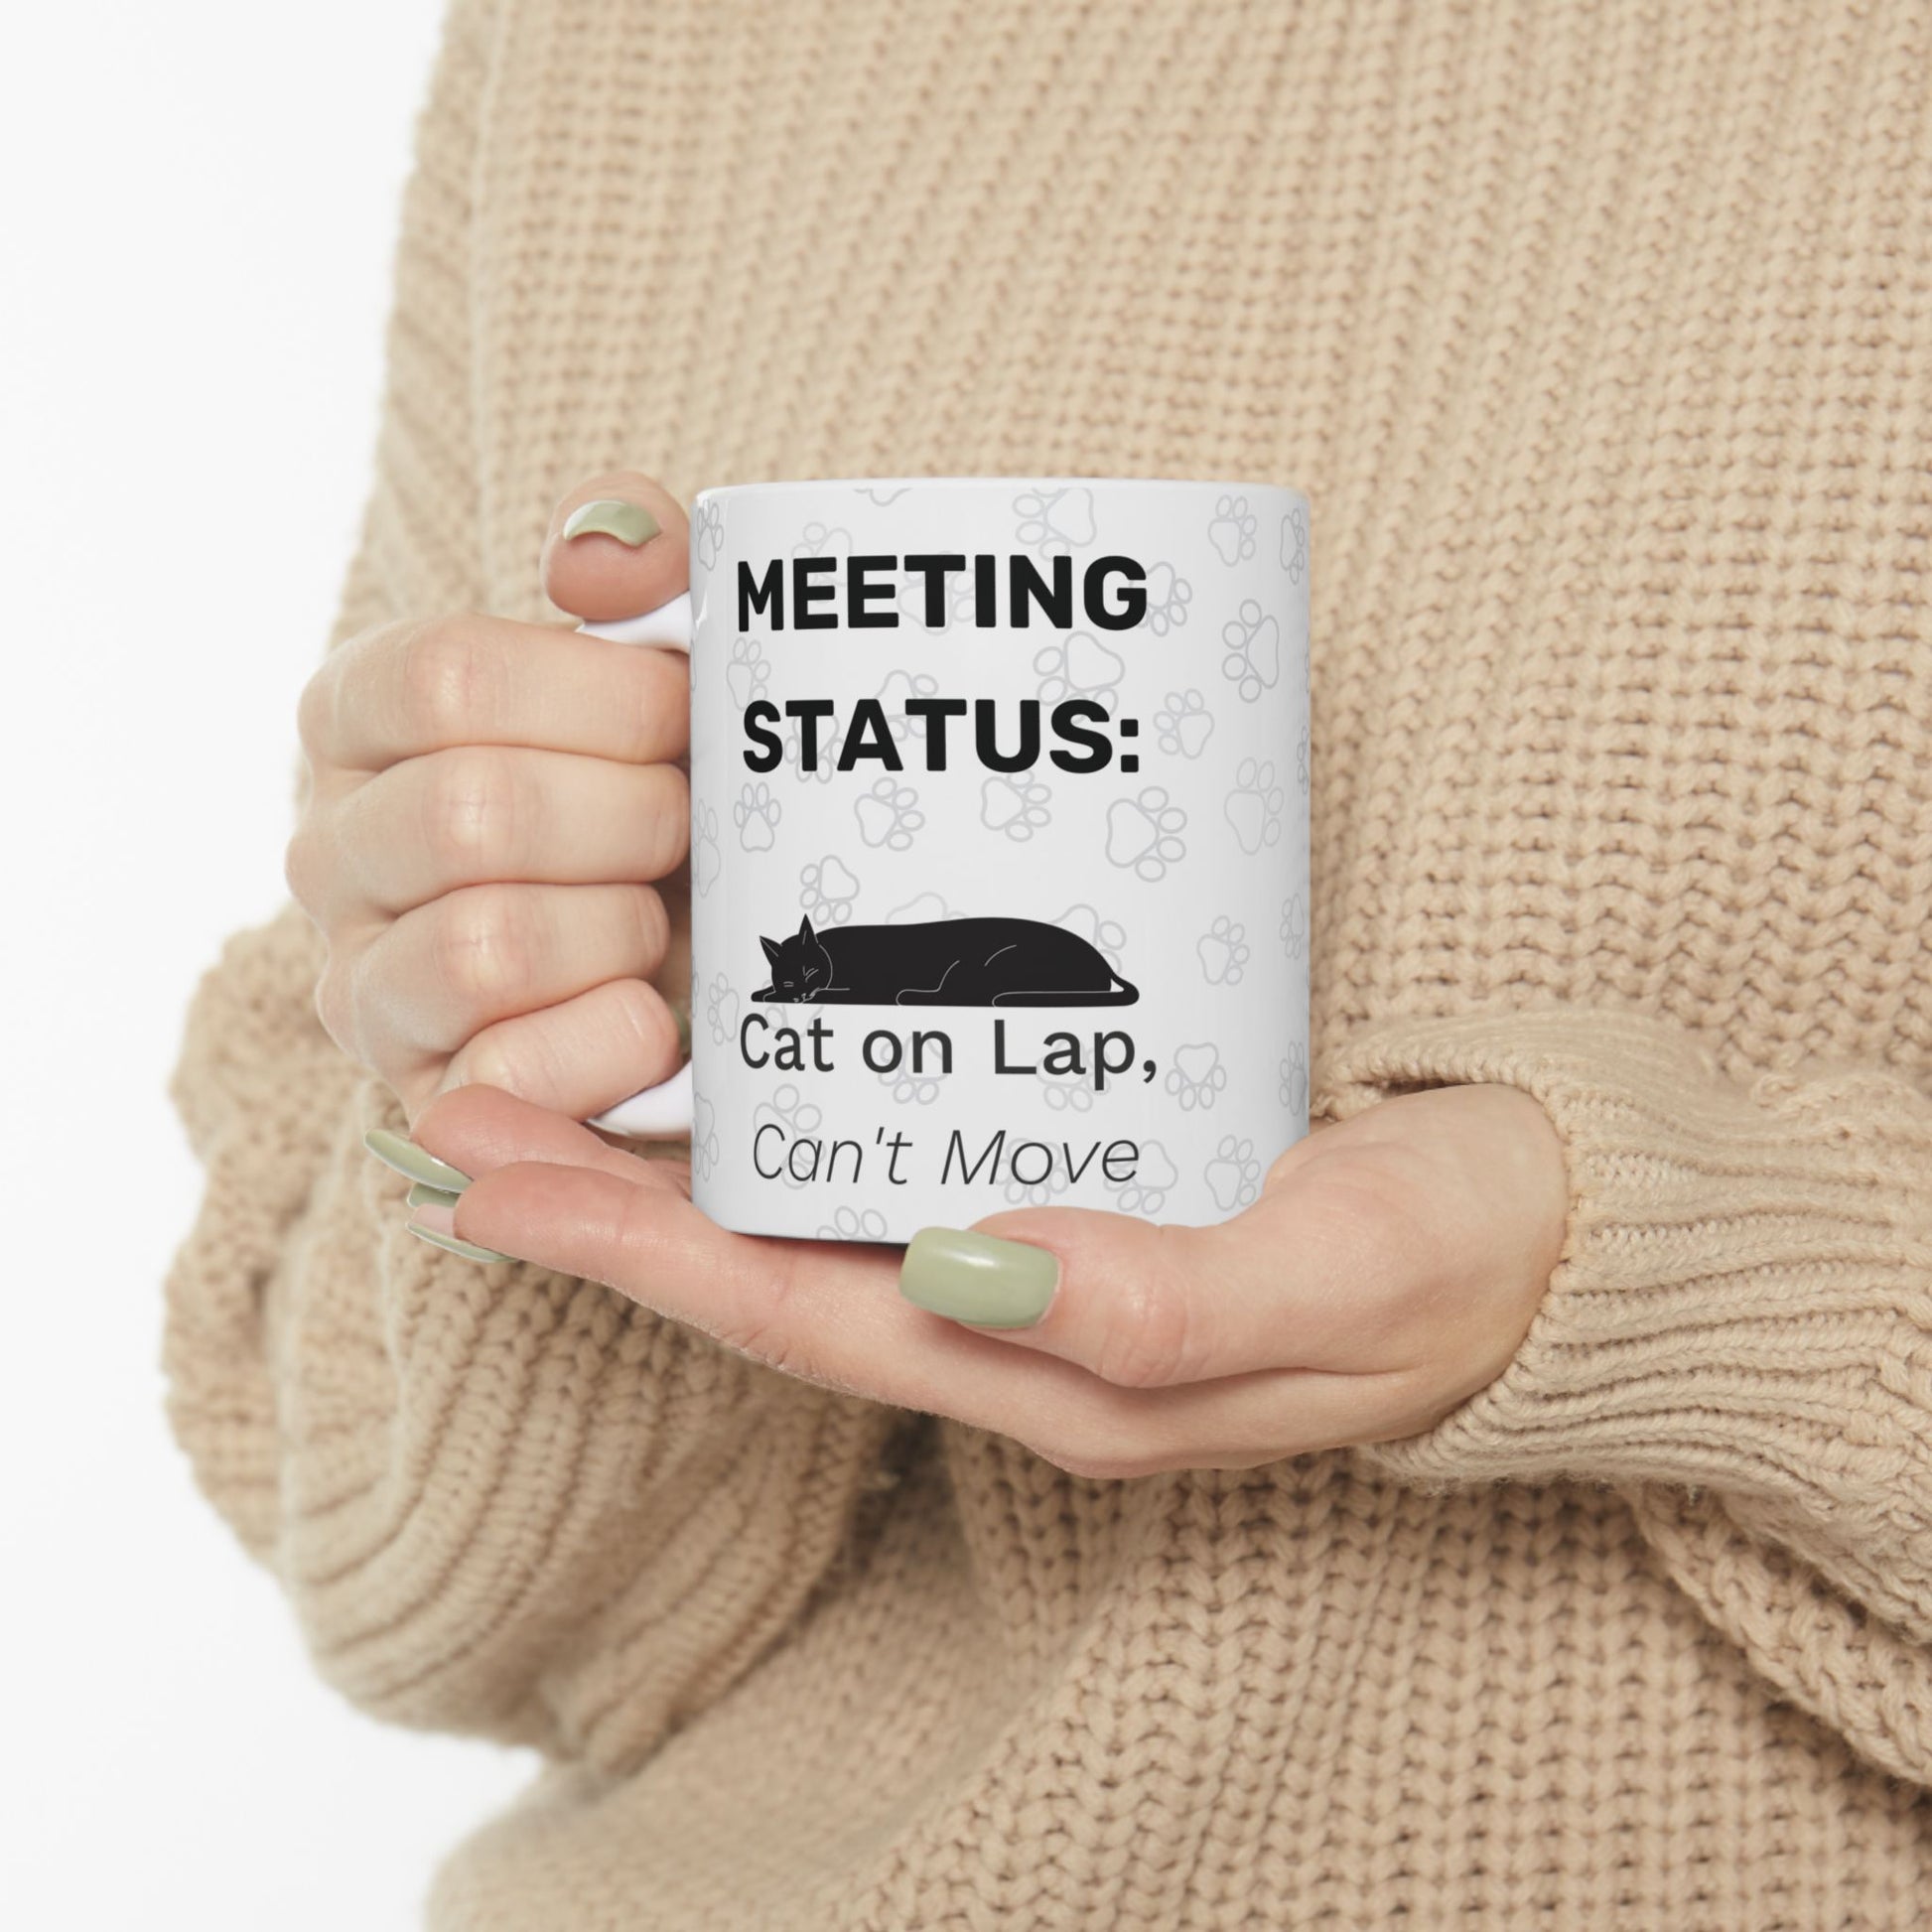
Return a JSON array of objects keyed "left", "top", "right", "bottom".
[{"left": 583, "top": 478, "right": 1311, "bottom": 1243}]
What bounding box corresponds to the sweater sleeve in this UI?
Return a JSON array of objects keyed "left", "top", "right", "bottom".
[
  {"left": 1321, "top": 1006, "right": 1932, "bottom": 1786},
  {"left": 162, "top": 0, "right": 900, "bottom": 1774}
]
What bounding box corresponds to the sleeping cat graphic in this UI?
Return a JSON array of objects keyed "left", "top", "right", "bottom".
[{"left": 755, "top": 915, "right": 1138, "bottom": 1007}]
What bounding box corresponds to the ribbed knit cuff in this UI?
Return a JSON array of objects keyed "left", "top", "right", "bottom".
[{"left": 1318, "top": 1009, "right": 1932, "bottom": 1508}]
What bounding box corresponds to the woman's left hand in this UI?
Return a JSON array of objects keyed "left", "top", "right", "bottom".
[{"left": 404, "top": 1081, "right": 1568, "bottom": 1476}]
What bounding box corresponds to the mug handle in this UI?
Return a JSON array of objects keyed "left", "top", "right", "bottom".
[{"left": 575, "top": 593, "right": 697, "bottom": 1139}]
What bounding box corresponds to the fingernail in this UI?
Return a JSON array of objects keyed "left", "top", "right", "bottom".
[
  {"left": 563, "top": 498, "right": 660, "bottom": 547},
  {"left": 364, "top": 1129, "right": 470, "bottom": 1192},
  {"left": 406, "top": 1222, "right": 514, "bottom": 1265},
  {"left": 672, "top": 999, "right": 692, "bottom": 1058},
  {"left": 406, "top": 1181, "right": 463, "bottom": 1213},
  {"left": 898, "top": 1228, "right": 1059, "bottom": 1328}
]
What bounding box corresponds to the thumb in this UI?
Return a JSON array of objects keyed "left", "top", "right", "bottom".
[
  {"left": 897, "top": 1190, "right": 1334, "bottom": 1390},
  {"left": 540, "top": 470, "right": 690, "bottom": 623}
]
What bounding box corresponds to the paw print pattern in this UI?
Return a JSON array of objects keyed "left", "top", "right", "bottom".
[
  {"left": 855, "top": 776, "right": 924, "bottom": 851},
  {"left": 1280, "top": 892, "right": 1308, "bottom": 962},
  {"left": 896, "top": 569, "right": 976, "bottom": 631},
  {"left": 752, "top": 1084, "right": 823, "bottom": 1190},
  {"left": 1196, "top": 915, "right": 1250, "bottom": 986},
  {"left": 1109, "top": 1140, "right": 1178, "bottom": 1217},
  {"left": 1279, "top": 1041, "right": 1309, "bottom": 1116},
  {"left": 1166, "top": 1041, "right": 1226, "bottom": 1112},
  {"left": 1037, "top": 1066, "right": 1096, "bottom": 1113},
  {"left": 1034, "top": 628, "right": 1126, "bottom": 716},
  {"left": 855, "top": 484, "right": 910, "bottom": 506},
  {"left": 876, "top": 668, "right": 941, "bottom": 740},
  {"left": 1055, "top": 903, "right": 1127, "bottom": 968},
  {"left": 1208, "top": 493, "right": 1258, "bottom": 566},
  {"left": 1280, "top": 503, "right": 1308, "bottom": 585},
  {"left": 1002, "top": 1159, "right": 1071, "bottom": 1209},
  {"left": 1221, "top": 600, "right": 1284, "bottom": 703},
  {"left": 734, "top": 781, "right": 781, "bottom": 852},
  {"left": 793, "top": 520, "right": 854, "bottom": 562},
  {"left": 1013, "top": 484, "right": 1096, "bottom": 558},
  {"left": 1105, "top": 786, "right": 1187, "bottom": 882},
  {"left": 799, "top": 856, "right": 862, "bottom": 925},
  {"left": 982, "top": 772, "right": 1052, "bottom": 841},
  {"left": 878, "top": 1061, "right": 943, "bottom": 1105},
  {"left": 726, "top": 635, "right": 769, "bottom": 711},
  {"left": 890, "top": 890, "right": 952, "bottom": 923},
  {"left": 818, "top": 1204, "right": 892, "bottom": 1241},
  {"left": 692, "top": 801, "right": 723, "bottom": 896},
  {"left": 1204, "top": 1136, "right": 1262, "bottom": 1212},
  {"left": 1223, "top": 758, "right": 1285, "bottom": 854},
  {"left": 1139, "top": 562, "right": 1192, "bottom": 636},
  {"left": 693, "top": 497, "right": 726, "bottom": 571},
  {"left": 1153, "top": 689, "right": 1215, "bottom": 759},
  {"left": 705, "top": 973, "right": 740, "bottom": 1047},
  {"left": 690, "top": 1094, "right": 721, "bottom": 1182},
  {"left": 1297, "top": 719, "right": 1311, "bottom": 795}
]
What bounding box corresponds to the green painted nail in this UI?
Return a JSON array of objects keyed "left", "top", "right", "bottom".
[
  {"left": 673, "top": 999, "right": 692, "bottom": 1058},
  {"left": 406, "top": 1181, "right": 463, "bottom": 1212},
  {"left": 406, "top": 1223, "right": 513, "bottom": 1265},
  {"left": 364, "top": 1129, "right": 471, "bottom": 1193},
  {"left": 563, "top": 497, "right": 660, "bottom": 547},
  {"left": 898, "top": 1228, "right": 1059, "bottom": 1328}
]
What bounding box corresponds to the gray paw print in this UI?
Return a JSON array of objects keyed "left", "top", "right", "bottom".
[
  {"left": 818, "top": 1204, "right": 892, "bottom": 1241},
  {"left": 694, "top": 498, "right": 726, "bottom": 571},
  {"left": 1208, "top": 493, "right": 1258, "bottom": 566},
  {"left": 855, "top": 776, "right": 923, "bottom": 851},
  {"left": 1280, "top": 892, "right": 1308, "bottom": 962},
  {"left": 726, "top": 634, "right": 770, "bottom": 711},
  {"left": 783, "top": 709, "right": 842, "bottom": 783},
  {"left": 1297, "top": 718, "right": 1311, "bottom": 794},
  {"left": 705, "top": 972, "right": 740, "bottom": 1047},
  {"left": 982, "top": 772, "right": 1051, "bottom": 841},
  {"left": 1196, "top": 915, "right": 1249, "bottom": 985},
  {"left": 1221, "top": 600, "right": 1283, "bottom": 702},
  {"left": 1055, "top": 903, "right": 1127, "bottom": 968},
  {"left": 878, "top": 1061, "right": 943, "bottom": 1105},
  {"left": 1110, "top": 1140, "right": 1178, "bottom": 1217},
  {"left": 794, "top": 520, "right": 854, "bottom": 561},
  {"left": 1204, "top": 1135, "right": 1261, "bottom": 1211},
  {"left": 1165, "top": 1041, "right": 1226, "bottom": 1112},
  {"left": 1003, "top": 1158, "right": 1071, "bottom": 1208},
  {"left": 1280, "top": 504, "right": 1308, "bottom": 585},
  {"left": 752, "top": 1084, "right": 823, "bottom": 1189},
  {"left": 890, "top": 890, "right": 953, "bottom": 922},
  {"left": 1013, "top": 484, "right": 1097, "bottom": 558},
  {"left": 734, "top": 781, "right": 781, "bottom": 851},
  {"left": 855, "top": 484, "right": 910, "bottom": 506},
  {"left": 876, "top": 668, "right": 941, "bottom": 740},
  {"left": 692, "top": 801, "right": 722, "bottom": 896},
  {"left": 1153, "top": 689, "right": 1215, "bottom": 759},
  {"left": 1280, "top": 1041, "right": 1309, "bottom": 1116},
  {"left": 690, "top": 1093, "right": 721, "bottom": 1181},
  {"left": 1139, "top": 562, "right": 1192, "bottom": 636},
  {"left": 1037, "top": 1066, "right": 1096, "bottom": 1113},
  {"left": 1105, "top": 786, "right": 1187, "bottom": 882},
  {"left": 799, "top": 856, "right": 862, "bottom": 924},
  {"left": 1034, "top": 628, "right": 1125, "bottom": 716},
  {"left": 1223, "top": 758, "right": 1285, "bottom": 854}
]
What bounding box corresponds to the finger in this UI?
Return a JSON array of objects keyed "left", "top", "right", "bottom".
[
  {"left": 432, "top": 977, "right": 688, "bottom": 1124},
  {"left": 301, "top": 612, "right": 690, "bottom": 772},
  {"left": 308, "top": 747, "right": 688, "bottom": 920},
  {"left": 335, "top": 881, "right": 668, "bottom": 1079},
  {"left": 541, "top": 473, "right": 690, "bottom": 624}
]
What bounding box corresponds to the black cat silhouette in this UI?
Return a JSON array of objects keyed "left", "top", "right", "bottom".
[{"left": 755, "top": 915, "right": 1138, "bottom": 1006}]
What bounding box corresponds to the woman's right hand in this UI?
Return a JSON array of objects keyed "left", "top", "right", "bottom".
[{"left": 287, "top": 473, "right": 694, "bottom": 1126}]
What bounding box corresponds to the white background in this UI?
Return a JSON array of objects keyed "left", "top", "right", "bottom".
[{"left": 0, "top": 5, "right": 537, "bottom": 1926}]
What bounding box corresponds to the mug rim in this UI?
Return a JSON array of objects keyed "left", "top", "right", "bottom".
[{"left": 693, "top": 475, "right": 1311, "bottom": 513}]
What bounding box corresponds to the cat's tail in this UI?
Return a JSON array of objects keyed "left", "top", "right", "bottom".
[{"left": 992, "top": 974, "right": 1140, "bottom": 1007}]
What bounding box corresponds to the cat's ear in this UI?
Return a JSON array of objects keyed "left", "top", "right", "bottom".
[
  {"left": 797, "top": 915, "right": 816, "bottom": 946},
  {"left": 759, "top": 934, "right": 781, "bottom": 964}
]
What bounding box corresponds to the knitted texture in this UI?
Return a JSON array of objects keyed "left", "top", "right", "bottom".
[{"left": 165, "top": 0, "right": 1932, "bottom": 1924}]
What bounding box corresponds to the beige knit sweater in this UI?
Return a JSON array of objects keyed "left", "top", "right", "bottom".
[{"left": 166, "top": 1, "right": 1932, "bottom": 1924}]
